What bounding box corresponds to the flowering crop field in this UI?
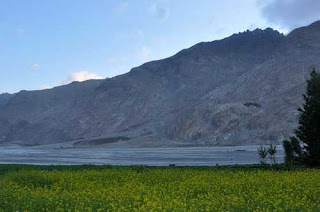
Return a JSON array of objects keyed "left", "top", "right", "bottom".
[{"left": 0, "top": 165, "right": 319, "bottom": 211}]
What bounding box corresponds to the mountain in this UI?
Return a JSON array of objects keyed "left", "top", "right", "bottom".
[
  {"left": 1, "top": 21, "right": 320, "bottom": 147},
  {"left": 0, "top": 93, "right": 14, "bottom": 107}
]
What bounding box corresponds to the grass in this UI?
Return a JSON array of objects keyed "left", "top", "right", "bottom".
[{"left": 0, "top": 164, "right": 319, "bottom": 211}]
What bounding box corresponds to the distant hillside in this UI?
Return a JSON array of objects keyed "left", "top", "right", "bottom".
[
  {"left": 0, "top": 93, "right": 14, "bottom": 107},
  {"left": 1, "top": 21, "right": 320, "bottom": 147}
]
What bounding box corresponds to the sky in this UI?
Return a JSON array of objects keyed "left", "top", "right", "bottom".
[{"left": 1, "top": 0, "right": 320, "bottom": 94}]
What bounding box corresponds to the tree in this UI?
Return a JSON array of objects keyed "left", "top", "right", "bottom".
[
  {"left": 267, "top": 144, "right": 277, "bottom": 165},
  {"left": 258, "top": 145, "right": 268, "bottom": 165},
  {"left": 295, "top": 68, "right": 320, "bottom": 166}
]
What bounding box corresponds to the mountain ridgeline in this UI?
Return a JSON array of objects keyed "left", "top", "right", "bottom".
[{"left": 1, "top": 21, "right": 320, "bottom": 147}]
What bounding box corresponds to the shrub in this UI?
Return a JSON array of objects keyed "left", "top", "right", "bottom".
[
  {"left": 257, "top": 146, "right": 268, "bottom": 165},
  {"left": 267, "top": 144, "right": 277, "bottom": 165}
]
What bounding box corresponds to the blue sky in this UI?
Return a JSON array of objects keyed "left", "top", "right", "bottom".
[{"left": 1, "top": 0, "right": 319, "bottom": 93}]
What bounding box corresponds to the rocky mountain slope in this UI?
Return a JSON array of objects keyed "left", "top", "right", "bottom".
[
  {"left": 1, "top": 21, "right": 320, "bottom": 147},
  {"left": 0, "top": 93, "right": 14, "bottom": 107}
]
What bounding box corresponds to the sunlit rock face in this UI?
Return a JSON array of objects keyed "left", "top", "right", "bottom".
[{"left": 1, "top": 21, "right": 320, "bottom": 147}]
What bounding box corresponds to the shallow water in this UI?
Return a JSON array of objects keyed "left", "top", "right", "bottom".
[{"left": 0, "top": 145, "right": 283, "bottom": 166}]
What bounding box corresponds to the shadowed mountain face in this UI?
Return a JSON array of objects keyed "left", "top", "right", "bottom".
[
  {"left": 0, "top": 93, "right": 14, "bottom": 107},
  {"left": 1, "top": 21, "right": 320, "bottom": 147}
]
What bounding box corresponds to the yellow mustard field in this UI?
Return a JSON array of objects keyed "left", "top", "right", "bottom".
[{"left": 0, "top": 166, "right": 320, "bottom": 211}]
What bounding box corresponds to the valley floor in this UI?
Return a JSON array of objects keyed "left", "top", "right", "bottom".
[
  {"left": 0, "top": 145, "right": 283, "bottom": 166},
  {"left": 0, "top": 164, "right": 319, "bottom": 211}
]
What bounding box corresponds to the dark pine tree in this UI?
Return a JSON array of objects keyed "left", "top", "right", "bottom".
[{"left": 295, "top": 68, "right": 320, "bottom": 166}]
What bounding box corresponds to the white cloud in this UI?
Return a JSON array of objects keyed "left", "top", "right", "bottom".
[
  {"left": 149, "top": 3, "right": 170, "bottom": 21},
  {"left": 40, "top": 84, "right": 52, "bottom": 90},
  {"left": 32, "top": 63, "right": 40, "bottom": 70},
  {"left": 38, "top": 71, "right": 103, "bottom": 90},
  {"left": 260, "top": 0, "right": 320, "bottom": 30},
  {"left": 61, "top": 71, "right": 103, "bottom": 85}
]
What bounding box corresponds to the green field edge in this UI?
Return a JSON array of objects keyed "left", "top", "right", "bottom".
[{"left": 1, "top": 163, "right": 317, "bottom": 175}]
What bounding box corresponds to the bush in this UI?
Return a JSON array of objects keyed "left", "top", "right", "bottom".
[
  {"left": 283, "top": 137, "right": 303, "bottom": 168},
  {"left": 267, "top": 144, "right": 277, "bottom": 165}
]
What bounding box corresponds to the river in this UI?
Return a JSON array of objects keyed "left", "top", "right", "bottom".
[{"left": 0, "top": 145, "right": 284, "bottom": 166}]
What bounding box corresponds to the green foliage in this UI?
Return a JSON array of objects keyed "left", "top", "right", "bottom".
[
  {"left": 290, "top": 136, "right": 303, "bottom": 157},
  {"left": 295, "top": 68, "right": 320, "bottom": 166},
  {"left": 267, "top": 144, "right": 277, "bottom": 165},
  {"left": 282, "top": 137, "right": 303, "bottom": 168},
  {"left": 257, "top": 146, "right": 268, "bottom": 164},
  {"left": 283, "top": 139, "right": 294, "bottom": 167},
  {"left": 0, "top": 165, "right": 320, "bottom": 211},
  {"left": 257, "top": 144, "right": 278, "bottom": 166}
]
